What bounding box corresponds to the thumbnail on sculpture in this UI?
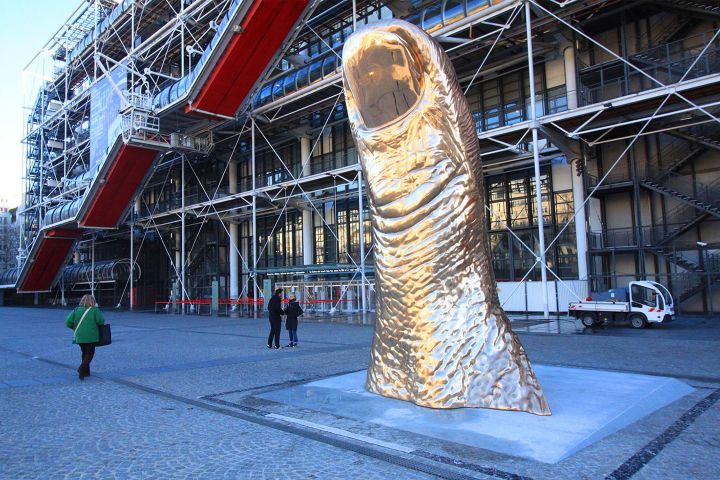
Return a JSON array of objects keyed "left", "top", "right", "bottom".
[{"left": 342, "top": 19, "right": 550, "bottom": 415}]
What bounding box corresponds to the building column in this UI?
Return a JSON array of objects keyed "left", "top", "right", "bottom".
[
  {"left": 564, "top": 40, "right": 588, "bottom": 280},
  {"left": 181, "top": 157, "right": 186, "bottom": 313},
  {"left": 174, "top": 230, "right": 181, "bottom": 285},
  {"left": 572, "top": 162, "right": 589, "bottom": 281},
  {"left": 228, "top": 159, "right": 239, "bottom": 302},
  {"left": 241, "top": 221, "right": 249, "bottom": 298},
  {"left": 300, "top": 136, "right": 314, "bottom": 266},
  {"left": 563, "top": 44, "right": 578, "bottom": 110}
]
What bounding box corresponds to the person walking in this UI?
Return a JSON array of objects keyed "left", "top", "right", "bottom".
[
  {"left": 284, "top": 294, "right": 303, "bottom": 348},
  {"left": 65, "top": 294, "right": 105, "bottom": 380},
  {"left": 267, "top": 288, "right": 284, "bottom": 349}
]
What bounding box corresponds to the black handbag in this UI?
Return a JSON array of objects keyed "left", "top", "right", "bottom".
[{"left": 96, "top": 324, "right": 112, "bottom": 347}]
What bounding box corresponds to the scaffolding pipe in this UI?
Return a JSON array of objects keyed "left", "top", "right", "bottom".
[
  {"left": 130, "top": 221, "right": 134, "bottom": 309},
  {"left": 181, "top": 155, "right": 186, "bottom": 315},
  {"left": 300, "top": 136, "right": 314, "bottom": 267},
  {"left": 252, "top": 119, "right": 257, "bottom": 318},
  {"left": 228, "top": 159, "right": 239, "bottom": 304},
  {"left": 525, "top": 1, "right": 549, "bottom": 318},
  {"left": 352, "top": 0, "right": 357, "bottom": 31},
  {"left": 564, "top": 40, "right": 588, "bottom": 281},
  {"left": 358, "top": 170, "right": 366, "bottom": 313}
]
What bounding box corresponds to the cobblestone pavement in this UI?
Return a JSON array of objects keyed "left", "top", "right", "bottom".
[{"left": 1, "top": 307, "right": 718, "bottom": 479}]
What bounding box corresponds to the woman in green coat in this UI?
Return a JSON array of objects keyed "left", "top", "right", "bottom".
[{"left": 65, "top": 294, "right": 105, "bottom": 380}]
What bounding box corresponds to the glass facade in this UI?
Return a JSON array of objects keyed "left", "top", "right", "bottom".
[
  {"left": 251, "top": 212, "right": 304, "bottom": 269},
  {"left": 309, "top": 105, "right": 357, "bottom": 174},
  {"left": 313, "top": 192, "right": 371, "bottom": 265},
  {"left": 486, "top": 169, "right": 578, "bottom": 281},
  {"left": 466, "top": 68, "right": 569, "bottom": 134}
]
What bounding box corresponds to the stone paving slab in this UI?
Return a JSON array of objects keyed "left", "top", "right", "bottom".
[
  {"left": 256, "top": 367, "right": 695, "bottom": 463},
  {"left": 0, "top": 306, "right": 718, "bottom": 479},
  {"left": 0, "top": 382, "right": 441, "bottom": 480}
]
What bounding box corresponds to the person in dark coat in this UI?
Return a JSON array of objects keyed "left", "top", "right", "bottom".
[
  {"left": 65, "top": 294, "right": 105, "bottom": 380},
  {"left": 267, "top": 288, "right": 284, "bottom": 349},
  {"left": 284, "top": 293, "right": 303, "bottom": 348}
]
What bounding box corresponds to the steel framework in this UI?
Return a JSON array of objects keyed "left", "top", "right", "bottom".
[{"left": 7, "top": 0, "right": 720, "bottom": 315}]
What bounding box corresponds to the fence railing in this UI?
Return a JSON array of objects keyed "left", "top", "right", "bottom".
[
  {"left": 579, "top": 31, "right": 720, "bottom": 105},
  {"left": 590, "top": 226, "right": 720, "bottom": 257}
]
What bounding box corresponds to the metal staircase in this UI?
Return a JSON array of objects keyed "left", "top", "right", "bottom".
[
  {"left": 639, "top": 10, "right": 701, "bottom": 47},
  {"left": 588, "top": 128, "right": 719, "bottom": 304},
  {"left": 646, "top": 134, "right": 708, "bottom": 183},
  {"left": 652, "top": 249, "right": 705, "bottom": 273},
  {"left": 637, "top": 129, "right": 720, "bottom": 303},
  {"left": 678, "top": 277, "right": 715, "bottom": 303},
  {"left": 657, "top": 19, "right": 701, "bottom": 44},
  {"left": 658, "top": 0, "right": 720, "bottom": 16},
  {"left": 641, "top": 180, "right": 720, "bottom": 218},
  {"left": 648, "top": 247, "right": 720, "bottom": 302},
  {"left": 651, "top": 205, "right": 709, "bottom": 248},
  {"left": 641, "top": 137, "right": 720, "bottom": 222},
  {"left": 668, "top": 124, "right": 720, "bottom": 152},
  {"left": 579, "top": 30, "right": 720, "bottom": 104}
]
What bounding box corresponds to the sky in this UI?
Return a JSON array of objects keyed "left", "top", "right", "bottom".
[{"left": 0, "top": 0, "right": 78, "bottom": 208}]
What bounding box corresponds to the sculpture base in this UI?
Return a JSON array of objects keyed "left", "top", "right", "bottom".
[{"left": 259, "top": 365, "right": 693, "bottom": 464}]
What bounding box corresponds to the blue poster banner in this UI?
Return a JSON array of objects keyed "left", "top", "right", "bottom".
[{"left": 89, "top": 65, "right": 127, "bottom": 173}]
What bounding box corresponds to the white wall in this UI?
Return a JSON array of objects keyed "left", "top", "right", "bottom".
[
  {"left": 498, "top": 280, "right": 588, "bottom": 312},
  {"left": 604, "top": 193, "right": 633, "bottom": 229},
  {"left": 551, "top": 163, "right": 572, "bottom": 191}
]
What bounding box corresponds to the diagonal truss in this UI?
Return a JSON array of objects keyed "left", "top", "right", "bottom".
[{"left": 16, "top": 0, "right": 720, "bottom": 315}]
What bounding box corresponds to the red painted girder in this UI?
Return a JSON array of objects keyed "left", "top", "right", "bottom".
[{"left": 187, "top": 0, "right": 310, "bottom": 117}]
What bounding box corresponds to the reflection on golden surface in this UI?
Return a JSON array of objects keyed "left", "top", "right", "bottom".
[{"left": 342, "top": 19, "right": 551, "bottom": 415}]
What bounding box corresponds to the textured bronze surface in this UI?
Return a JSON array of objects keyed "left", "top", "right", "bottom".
[{"left": 342, "top": 19, "right": 551, "bottom": 415}]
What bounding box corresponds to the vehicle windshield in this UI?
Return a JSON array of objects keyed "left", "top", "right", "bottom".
[{"left": 648, "top": 281, "right": 673, "bottom": 307}]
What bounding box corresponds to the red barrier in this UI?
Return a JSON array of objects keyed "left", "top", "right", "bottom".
[{"left": 154, "top": 297, "right": 351, "bottom": 306}]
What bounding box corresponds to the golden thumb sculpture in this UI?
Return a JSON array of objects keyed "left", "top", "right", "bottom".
[{"left": 342, "top": 19, "right": 551, "bottom": 415}]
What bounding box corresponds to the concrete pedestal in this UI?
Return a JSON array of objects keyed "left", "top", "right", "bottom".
[{"left": 259, "top": 365, "right": 693, "bottom": 463}]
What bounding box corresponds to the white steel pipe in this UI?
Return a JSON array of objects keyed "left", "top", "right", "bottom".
[
  {"left": 300, "top": 136, "right": 314, "bottom": 267},
  {"left": 525, "top": 1, "right": 550, "bottom": 318},
  {"left": 228, "top": 159, "right": 239, "bottom": 302},
  {"left": 252, "top": 119, "right": 258, "bottom": 318}
]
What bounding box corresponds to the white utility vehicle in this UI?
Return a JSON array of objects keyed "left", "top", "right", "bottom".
[{"left": 568, "top": 280, "right": 675, "bottom": 329}]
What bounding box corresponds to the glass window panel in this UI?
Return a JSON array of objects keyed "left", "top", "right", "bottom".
[
  {"left": 529, "top": 173, "right": 552, "bottom": 225},
  {"left": 554, "top": 191, "right": 574, "bottom": 225},
  {"left": 308, "top": 58, "right": 324, "bottom": 83},
  {"left": 444, "top": 0, "right": 466, "bottom": 24},
  {"left": 488, "top": 177, "right": 506, "bottom": 200},
  {"left": 484, "top": 108, "right": 500, "bottom": 130},
  {"left": 508, "top": 176, "right": 529, "bottom": 228},
  {"left": 490, "top": 201, "right": 506, "bottom": 230},
  {"left": 314, "top": 226, "right": 324, "bottom": 264},
  {"left": 512, "top": 230, "right": 537, "bottom": 280},
  {"left": 490, "top": 232, "right": 510, "bottom": 281}
]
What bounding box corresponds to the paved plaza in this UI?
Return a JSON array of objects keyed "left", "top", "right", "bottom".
[{"left": 1, "top": 308, "right": 719, "bottom": 479}]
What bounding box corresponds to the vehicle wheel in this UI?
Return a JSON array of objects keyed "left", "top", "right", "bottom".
[
  {"left": 581, "top": 313, "right": 596, "bottom": 327},
  {"left": 630, "top": 314, "right": 647, "bottom": 329}
]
